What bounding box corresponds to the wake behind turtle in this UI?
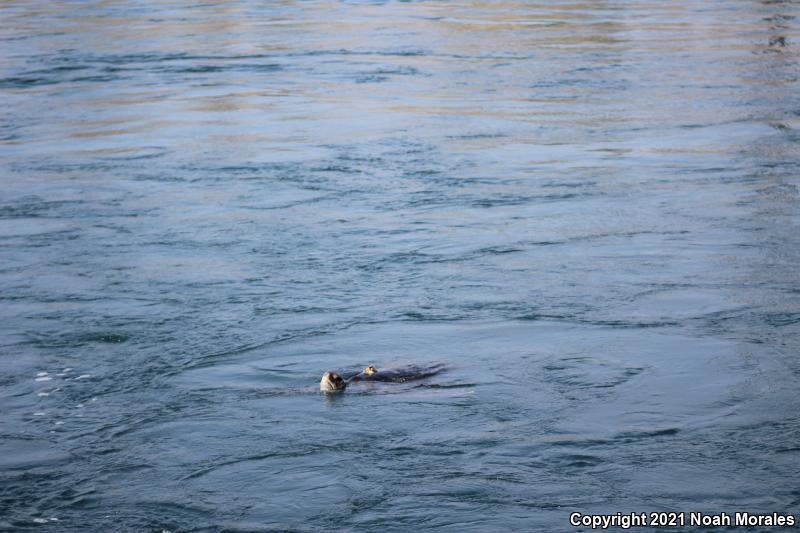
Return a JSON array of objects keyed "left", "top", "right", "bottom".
[{"left": 320, "top": 363, "right": 446, "bottom": 392}]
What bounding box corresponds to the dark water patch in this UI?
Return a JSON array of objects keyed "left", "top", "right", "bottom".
[
  {"left": 302, "top": 47, "right": 429, "bottom": 58},
  {"left": 447, "top": 132, "right": 507, "bottom": 140},
  {"left": 77, "top": 333, "right": 129, "bottom": 344},
  {"left": 0, "top": 198, "right": 85, "bottom": 219},
  {"left": 10, "top": 160, "right": 122, "bottom": 175},
  {"left": 413, "top": 382, "right": 476, "bottom": 390},
  {"left": 155, "top": 63, "right": 283, "bottom": 74},
  {"left": 398, "top": 311, "right": 465, "bottom": 322},
  {"left": 774, "top": 447, "right": 800, "bottom": 454},
  {"left": 0, "top": 77, "right": 59, "bottom": 89},
  {"left": 764, "top": 312, "right": 800, "bottom": 327},
  {"left": 98, "top": 147, "right": 170, "bottom": 161},
  {"left": 549, "top": 453, "right": 606, "bottom": 470},
  {"left": 21, "top": 330, "right": 130, "bottom": 349},
  {"left": 518, "top": 313, "right": 679, "bottom": 329},
  {"left": 45, "top": 51, "right": 195, "bottom": 65},
  {"left": 613, "top": 427, "right": 680, "bottom": 442},
  {"left": 26, "top": 65, "right": 91, "bottom": 74},
  {"left": 474, "top": 246, "right": 521, "bottom": 255},
  {"left": 542, "top": 435, "right": 612, "bottom": 448},
  {"left": 354, "top": 65, "right": 423, "bottom": 84},
  {"left": 4, "top": 53, "right": 284, "bottom": 89},
  {"left": 68, "top": 75, "right": 124, "bottom": 84},
  {"left": 355, "top": 74, "right": 389, "bottom": 83}
]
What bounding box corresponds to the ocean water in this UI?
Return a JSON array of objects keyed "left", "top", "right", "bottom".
[{"left": 1, "top": 0, "right": 799, "bottom": 531}]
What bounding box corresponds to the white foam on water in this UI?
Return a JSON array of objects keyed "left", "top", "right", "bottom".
[
  {"left": 75, "top": 374, "right": 91, "bottom": 380},
  {"left": 33, "top": 412, "right": 45, "bottom": 416},
  {"left": 36, "top": 372, "right": 48, "bottom": 377},
  {"left": 35, "top": 376, "right": 52, "bottom": 382},
  {"left": 32, "top": 518, "right": 48, "bottom": 524},
  {"left": 37, "top": 392, "right": 50, "bottom": 397},
  {"left": 63, "top": 368, "right": 72, "bottom": 372}
]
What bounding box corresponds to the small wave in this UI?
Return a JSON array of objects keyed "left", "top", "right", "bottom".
[
  {"left": 413, "top": 382, "right": 476, "bottom": 390},
  {"left": 550, "top": 453, "right": 606, "bottom": 469},
  {"left": 613, "top": 428, "right": 680, "bottom": 442},
  {"left": 0, "top": 76, "right": 58, "bottom": 89},
  {"left": 775, "top": 447, "right": 800, "bottom": 454}
]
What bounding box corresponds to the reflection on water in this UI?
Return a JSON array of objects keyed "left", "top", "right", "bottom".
[{"left": 1, "top": 0, "right": 799, "bottom": 531}]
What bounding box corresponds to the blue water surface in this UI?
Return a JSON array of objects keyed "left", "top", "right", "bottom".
[{"left": 1, "top": 0, "right": 799, "bottom": 531}]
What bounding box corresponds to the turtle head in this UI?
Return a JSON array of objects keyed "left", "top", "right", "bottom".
[
  {"left": 363, "top": 365, "right": 377, "bottom": 376},
  {"left": 320, "top": 371, "right": 347, "bottom": 392}
]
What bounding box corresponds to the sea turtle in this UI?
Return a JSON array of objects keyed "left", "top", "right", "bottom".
[
  {"left": 320, "top": 364, "right": 445, "bottom": 392},
  {"left": 319, "top": 370, "right": 347, "bottom": 392}
]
